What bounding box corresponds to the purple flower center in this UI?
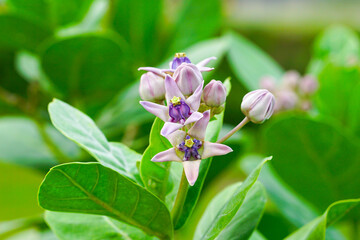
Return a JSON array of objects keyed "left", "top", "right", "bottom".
[
  {"left": 169, "top": 97, "right": 191, "bottom": 124},
  {"left": 171, "top": 53, "right": 191, "bottom": 70},
  {"left": 178, "top": 136, "right": 202, "bottom": 161}
]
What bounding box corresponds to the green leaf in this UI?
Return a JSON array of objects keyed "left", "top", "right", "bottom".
[
  {"left": 285, "top": 199, "right": 360, "bottom": 240},
  {"left": 7, "top": 0, "right": 94, "bottom": 28},
  {"left": 239, "top": 155, "right": 346, "bottom": 240},
  {"left": 174, "top": 79, "right": 231, "bottom": 229},
  {"left": 193, "top": 157, "right": 270, "bottom": 240},
  {"left": 169, "top": 0, "right": 222, "bottom": 52},
  {"left": 38, "top": 162, "right": 173, "bottom": 239},
  {"left": 45, "top": 211, "right": 156, "bottom": 240},
  {"left": 140, "top": 118, "right": 174, "bottom": 201},
  {"left": 48, "top": 99, "right": 141, "bottom": 183},
  {"left": 195, "top": 182, "right": 266, "bottom": 240},
  {"left": 41, "top": 33, "right": 132, "bottom": 107},
  {"left": 307, "top": 25, "right": 360, "bottom": 75},
  {"left": 263, "top": 116, "right": 360, "bottom": 211},
  {"left": 227, "top": 31, "right": 284, "bottom": 90},
  {"left": 0, "top": 162, "right": 44, "bottom": 221},
  {"left": 349, "top": 84, "right": 360, "bottom": 138},
  {"left": 0, "top": 14, "right": 52, "bottom": 52},
  {"left": 249, "top": 231, "right": 268, "bottom": 240}
]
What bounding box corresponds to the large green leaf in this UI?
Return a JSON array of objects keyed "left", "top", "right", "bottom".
[
  {"left": 48, "top": 99, "right": 141, "bottom": 183},
  {"left": 45, "top": 211, "right": 156, "bottom": 240},
  {"left": 263, "top": 116, "right": 360, "bottom": 211},
  {"left": 7, "top": 0, "right": 94, "bottom": 28},
  {"left": 174, "top": 79, "right": 231, "bottom": 229},
  {"left": 140, "top": 118, "right": 174, "bottom": 201},
  {"left": 193, "top": 158, "right": 270, "bottom": 240},
  {"left": 0, "top": 14, "right": 52, "bottom": 52},
  {"left": 169, "top": 0, "right": 222, "bottom": 52},
  {"left": 195, "top": 182, "right": 266, "bottom": 240},
  {"left": 38, "top": 162, "right": 173, "bottom": 239},
  {"left": 285, "top": 199, "right": 360, "bottom": 240},
  {"left": 227, "top": 31, "right": 284, "bottom": 90},
  {"left": 41, "top": 34, "right": 132, "bottom": 108},
  {"left": 240, "top": 155, "right": 345, "bottom": 240},
  {"left": 0, "top": 162, "right": 44, "bottom": 221},
  {"left": 307, "top": 25, "right": 360, "bottom": 75},
  {"left": 349, "top": 84, "right": 360, "bottom": 138}
]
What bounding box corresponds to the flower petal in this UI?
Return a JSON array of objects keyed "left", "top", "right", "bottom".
[
  {"left": 138, "top": 67, "right": 166, "bottom": 77},
  {"left": 196, "top": 56, "right": 217, "bottom": 68},
  {"left": 202, "top": 142, "right": 233, "bottom": 159},
  {"left": 152, "top": 148, "right": 181, "bottom": 162},
  {"left": 166, "top": 130, "right": 186, "bottom": 147},
  {"left": 184, "top": 111, "right": 203, "bottom": 126},
  {"left": 185, "top": 81, "right": 204, "bottom": 111},
  {"left": 161, "top": 122, "right": 183, "bottom": 136},
  {"left": 188, "top": 110, "right": 210, "bottom": 140},
  {"left": 165, "top": 75, "right": 185, "bottom": 104},
  {"left": 198, "top": 67, "right": 215, "bottom": 72},
  {"left": 183, "top": 160, "right": 201, "bottom": 186},
  {"left": 140, "top": 101, "right": 168, "bottom": 122}
]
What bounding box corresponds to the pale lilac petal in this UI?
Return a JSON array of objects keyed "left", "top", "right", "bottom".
[
  {"left": 183, "top": 160, "right": 201, "bottom": 186},
  {"left": 152, "top": 148, "right": 181, "bottom": 162},
  {"left": 166, "top": 130, "right": 186, "bottom": 147},
  {"left": 161, "top": 122, "right": 183, "bottom": 136},
  {"left": 185, "top": 81, "right": 204, "bottom": 111},
  {"left": 140, "top": 101, "right": 168, "bottom": 122},
  {"left": 165, "top": 75, "right": 185, "bottom": 104},
  {"left": 161, "top": 69, "right": 175, "bottom": 74},
  {"left": 188, "top": 110, "right": 210, "bottom": 140},
  {"left": 202, "top": 142, "right": 233, "bottom": 159},
  {"left": 138, "top": 67, "right": 166, "bottom": 77},
  {"left": 196, "top": 56, "right": 217, "bottom": 68},
  {"left": 184, "top": 111, "right": 203, "bottom": 126},
  {"left": 198, "top": 67, "right": 214, "bottom": 72}
]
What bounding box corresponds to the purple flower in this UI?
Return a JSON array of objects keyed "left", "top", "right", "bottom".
[
  {"left": 138, "top": 53, "right": 216, "bottom": 76},
  {"left": 139, "top": 72, "right": 165, "bottom": 102},
  {"left": 151, "top": 111, "right": 233, "bottom": 186},
  {"left": 140, "top": 75, "right": 204, "bottom": 136},
  {"left": 202, "top": 80, "right": 227, "bottom": 107},
  {"left": 173, "top": 63, "right": 203, "bottom": 96}
]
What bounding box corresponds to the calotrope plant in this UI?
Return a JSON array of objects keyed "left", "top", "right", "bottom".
[{"left": 37, "top": 52, "right": 276, "bottom": 240}]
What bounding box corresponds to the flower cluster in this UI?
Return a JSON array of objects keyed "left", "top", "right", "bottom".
[
  {"left": 138, "top": 53, "right": 230, "bottom": 185},
  {"left": 260, "top": 71, "right": 318, "bottom": 113}
]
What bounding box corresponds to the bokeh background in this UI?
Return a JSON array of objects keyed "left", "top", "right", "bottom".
[{"left": 1, "top": 0, "right": 360, "bottom": 239}]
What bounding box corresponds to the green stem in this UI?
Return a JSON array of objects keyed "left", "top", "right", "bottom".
[
  {"left": 171, "top": 170, "right": 189, "bottom": 226},
  {"left": 217, "top": 117, "right": 249, "bottom": 144}
]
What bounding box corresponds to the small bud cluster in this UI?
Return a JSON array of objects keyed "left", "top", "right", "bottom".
[{"left": 260, "top": 71, "right": 318, "bottom": 113}]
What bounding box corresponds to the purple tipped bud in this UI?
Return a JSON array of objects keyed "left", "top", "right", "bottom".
[
  {"left": 173, "top": 63, "right": 203, "bottom": 95},
  {"left": 299, "top": 75, "right": 318, "bottom": 95},
  {"left": 202, "top": 80, "right": 227, "bottom": 107},
  {"left": 260, "top": 76, "right": 276, "bottom": 92},
  {"left": 139, "top": 72, "right": 165, "bottom": 102},
  {"left": 241, "top": 89, "right": 275, "bottom": 124},
  {"left": 171, "top": 52, "right": 191, "bottom": 69},
  {"left": 282, "top": 70, "right": 300, "bottom": 89}
]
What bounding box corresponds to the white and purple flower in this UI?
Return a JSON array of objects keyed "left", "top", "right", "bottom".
[
  {"left": 151, "top": 111, "right": 233, "bottom": 186},
  {"left": 140, "top": 75, "right": 204, "bottom": 136}
]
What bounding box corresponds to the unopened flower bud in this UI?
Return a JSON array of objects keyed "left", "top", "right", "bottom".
[
  {"left": 173, "top": 63, "right": 203, "bottom": 95},
  {"left": 299, "top": 75, "right": 318, "bottom": 95},
  {"left": 241, "top": 89, "right": 275, "bottom": 124},
  {"left": 171, "top": 52, "right": 191, "bottom": 70},
  {"left": 260, "top": 76, "right": 276, "bottom": 92},
  {"left": 282, "top": 70, "right": 300, "bottom": 89},
  {"left": 139, "top": 72, "right": 165, "bottom": 102},
  {"left": 203, "top": 80, "right": 227, "bottom": 107}
]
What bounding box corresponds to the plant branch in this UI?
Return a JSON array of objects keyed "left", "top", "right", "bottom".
[
  {"left": 171, "top": 170, "right": 189, "bottom": 227},
  {"left": 217, "top": 117, "right": 249, "bottom": 144}
]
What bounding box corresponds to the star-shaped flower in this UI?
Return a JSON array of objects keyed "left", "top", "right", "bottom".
[
  {"left": 140, "top": 75, "right": 204, "bottom": 136},
  {"left": 151, "top": 111, "right": 233, "bottom": 186}
]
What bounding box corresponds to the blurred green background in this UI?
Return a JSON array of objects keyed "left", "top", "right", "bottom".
[{"left": 1, "top": 0, "right": 360, "bottom": 239}]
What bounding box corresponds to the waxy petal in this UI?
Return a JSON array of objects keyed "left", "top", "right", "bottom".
[
  {"left": 196, "top": 56, "right": 217, "bottom": 68},
  {"left": 152, "top": 148, "right": 181, "bottom": 162},
  {"left": 165, "top": 75, "right": 185, "bottom": 105},
  {"left": 138, "top": 67, "right": 166, "bottom": 77},
  {"left": 140, "top": 101, "right": 168, "bottom": 122},
  {"left": 188, "top": 110, "right": 210, "bottom": 140},
  {"left": 202, "top": 142, "right": 233, "bottom": 159},
  {"left": 184, "top": 111, "right": 203, "bottom": 126},
  {"left": 183, "top": 160, "right": 201, "bottom": 186},
  {"left": 198, "top": 67, "right": 215, "bottom": 72},
  {"left": 185, "top": 81, "right": 204, "bottom": 111},
  {"left": 166, "top": 130, "right": 186, "bottom": 147},
  {"left": 161, "top": 122, "right": 183, "bottom": 136}
]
